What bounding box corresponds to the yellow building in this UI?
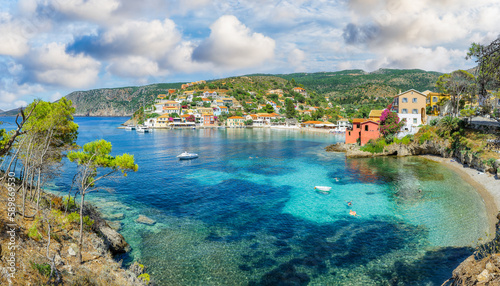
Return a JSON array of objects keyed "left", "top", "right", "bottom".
[
  {"left": 227, "top": 116, "right": 245, "bottom": 127},
  {"left": 156, "top": 114, "right": 171, "bottom": 127},
  {"left": 368, "top": 110, "right": 384, "bottom": 122},
  {"left": 423, "top": 90, "right": 450, "bottom": 116}
]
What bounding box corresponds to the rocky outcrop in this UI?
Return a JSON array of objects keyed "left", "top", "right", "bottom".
[
  {"left": 326, "top": 141, "right": 500, "bottom": 175},
  {"left": 84, "top": 204, "right": 130, "bottom": 255},
  {"left": 445, "top": 215, "right": 500, "bottom": 285}
]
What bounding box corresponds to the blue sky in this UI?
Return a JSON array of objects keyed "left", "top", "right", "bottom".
[{"left": 0, "top": 0, "right": 499, "bottom": 110}]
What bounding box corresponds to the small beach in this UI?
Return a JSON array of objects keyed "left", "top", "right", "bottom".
[{"left": 421, "top": 155, "right": 500, "bottom": 234}]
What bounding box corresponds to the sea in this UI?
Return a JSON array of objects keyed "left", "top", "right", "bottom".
[{"left": 1, "top": 116, "right": 490, "bottom": 285}]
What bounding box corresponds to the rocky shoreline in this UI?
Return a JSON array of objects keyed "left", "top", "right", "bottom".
[
  {"left": 0, "top": 183, "right": 153, "bottom": 285},
  {"left": 326, "top": 141, "right": 500, "bottom": 175}
]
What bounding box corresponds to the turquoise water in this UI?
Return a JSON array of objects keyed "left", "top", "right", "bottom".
[{"left": 3, "top": 117, "right": 490, "bottom": 285}]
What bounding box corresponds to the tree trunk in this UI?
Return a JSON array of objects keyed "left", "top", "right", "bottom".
[{"left": 78, "top": 191, "right": 85, "bottom": 264}]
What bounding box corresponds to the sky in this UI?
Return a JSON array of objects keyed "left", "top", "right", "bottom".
[{"left": 0, "top": 0, "right": 499, "bottom": 111}]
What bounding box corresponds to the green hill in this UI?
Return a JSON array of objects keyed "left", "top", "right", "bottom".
[
  {"left": 272, "top": 69, "right": 442, "bottom": 95},
  {"left": 1, "top": 69, "right": 442, "bottom": 117}
]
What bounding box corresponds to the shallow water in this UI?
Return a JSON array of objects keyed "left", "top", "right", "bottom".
[{"left": 4, "top": 117, "right": 489, "bottom": 285}]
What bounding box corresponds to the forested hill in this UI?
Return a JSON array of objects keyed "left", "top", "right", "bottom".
[{"left": 268, "top": 69, "right": 442, "bottom": 96}]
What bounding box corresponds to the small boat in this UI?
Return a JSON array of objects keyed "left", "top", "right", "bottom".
[
  {"left": 177, "top": 151, "right": 198, "bottom": 160},
  {"left": 136, "top": 126, "right": 150, "bottom": 133},
  {"left": 125, "top": 125, "right": 136, "bottom": 130},
  {"left": 314, "top": 186, "right": 332, "bottom": 192}
]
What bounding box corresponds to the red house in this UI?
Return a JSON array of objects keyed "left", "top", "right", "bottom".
[{"left": 345, "top": 119, "right": 380, "bottom": 146}]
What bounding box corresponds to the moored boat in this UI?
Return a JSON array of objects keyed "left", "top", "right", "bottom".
[
  {"left": 177, "top": 151, "right": 198, "bottom": 160},
  {"left": 314, "top": 186, "right": 332, "bottom": 192}
]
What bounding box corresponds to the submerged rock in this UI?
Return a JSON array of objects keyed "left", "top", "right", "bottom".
[{"left": 136, "top": 215, "right": 156, "bottom": 226}]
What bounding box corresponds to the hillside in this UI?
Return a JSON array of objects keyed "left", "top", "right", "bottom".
[
  {"left": 65, "top": 83, "right": 182, "bottom": 116},
  {"left": 0, "top": 69, "right": 443, "bottom": 117},
  {"left": 272, "top": 69, "right": 442, "bottom": 95}
]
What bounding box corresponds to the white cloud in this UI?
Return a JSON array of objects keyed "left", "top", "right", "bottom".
[
  {"left": 25, "top": 42, "right": 101, "bottom": 88},
  {"left": 288, "top": 48, "right": 306, "bottom": 70},
  {"left": 101, "top": 19, "right": 181, "bottom": 59},
  {"left": 50, "top": 92, "right": 63, "bottom": 102},
  {"left": 0, "top": 13, "right": 30, "bottom": 56},
  {"left": 50, "top": 0, "right": 121, "bottom": 24},
  {"left": 192, "top": 15, "right": 275, "bottom": 69},
  {"left": 107, "top": 56, "right": 160, "bottom": 78}
]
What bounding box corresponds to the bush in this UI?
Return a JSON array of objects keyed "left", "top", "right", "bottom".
[
  {"left": 28, "top": 217, "right": 43, "bottom": 240},
  {"left": 429, "top": 119, "right": 439, "bottom": 126},
  {"left": 360, "top": 138, "right": 387, "bottom": 153},
  {"left": 138, "top": 273, "right": 150, "bottom": 283},
  {"left": 63, "top": 196, "right": 77, "bottom": 210},
  {"left": 30, "top": 261, "right": 51, "bottom": 277},
  {"left": 401, "top": 135, "right": 414, "bottom": 145}
]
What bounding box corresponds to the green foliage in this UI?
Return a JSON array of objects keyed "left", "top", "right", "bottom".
[
  {"left": 63, "top": 196, "right": 77, "bottom": 210},
  {"left": 360, "top": 138, "right": 387, "bottom": 153},
  {"left": 67, "top": 139, "right": 139, "bottom": 181},
  {"left": 67, "top": 212, "right": 80, "bottom": 223},
  {"left": 66, "top": 212, "right": 94, "bottom": 228},
  {"left": 138, "top": 273, "right": 150, "bottom": 283},
  {"left": 401, "top": 135, "right": 414, "bottom": 145},
  {"left": 429, "top": 119, "right": 439, "bottom": 126},
  {"left": 436, "top": 116, "right": 463, "bottom": 138},
  {"left": 30, "top": 261, "right": 51, "bottom": 277},
  {"left": 28, "top": 217, "right": 43, "bottom": 240}
]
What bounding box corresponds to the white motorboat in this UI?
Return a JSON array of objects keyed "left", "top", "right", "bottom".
[
  {"left": 125, "top": 125, "right": 136, "bottom": 130},
  {"left": 136, "top": 126, "right": 150, "bottom": 133},
  {"left": 314, "top": 186, "right": 332, "bottom": 192},
  {"left": 177, "top": 151, "right": 198, "bottom": 160}
]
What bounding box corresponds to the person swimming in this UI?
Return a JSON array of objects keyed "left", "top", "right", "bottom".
[
  {"left": 346, "top": 200, "right": 352, "bottom": 206},
  {"left": 349, "top": 210, "right": 357, "bottom": 216}
]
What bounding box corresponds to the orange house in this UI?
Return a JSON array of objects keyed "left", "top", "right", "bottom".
[{"left": 345, "top": 119, "right": 380, "bottom": 146}]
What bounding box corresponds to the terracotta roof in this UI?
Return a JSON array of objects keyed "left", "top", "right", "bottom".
[
  {"left": 228, "top": 116, "right": 245, "bottom": 119},
  {"left": 302, "top": 121, "right": 325, "bottom": 124},
  {"left": 352, "top": 118, "right": 367, "bottom": 123}
]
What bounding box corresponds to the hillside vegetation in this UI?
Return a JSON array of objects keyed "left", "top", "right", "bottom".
[{"left": 0, "top": 69, "right": 442, "bottom": 117}]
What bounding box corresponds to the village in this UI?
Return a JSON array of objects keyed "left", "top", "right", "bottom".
[{"left": 136, "top": 80, "right": 500, "bottom": 146}]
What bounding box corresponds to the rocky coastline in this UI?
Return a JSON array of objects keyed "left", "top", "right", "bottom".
[
  {"left": 0, "top": 182, "right": 153, "bottom": 285},
  {"left": 326, "top": 141, "right": 500, "bottom": 175}
]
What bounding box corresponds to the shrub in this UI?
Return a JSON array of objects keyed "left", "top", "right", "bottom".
[
  {"left": 401, "top": 135, "right": 414, "bottom": 145},
  {"left": 429, "top": 119, "right": 439, "bottom": 126},
  {"left": 30, "top": 261, "right": 51, "bottom": 277},
  {"left": 138, "top": 273, "right": 150, "bottom": 283},
  {"left": 28, "top": 217, "right": 43, "bottom": 240},
  {"left": 360, "top": 138, "right": 387, "bottom": 153},
  {"left": 63, "top": 196, "right": 77, "bottom": 210}
]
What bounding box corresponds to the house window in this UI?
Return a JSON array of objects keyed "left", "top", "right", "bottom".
[
  {"left": 412, "top": 98, "right": 417, "bottom": 103},
  {"left": 402, "top": 98, "right": 408, "bottom": 103},
  {"left": 365, "top": 125, "right": 368, "bottom": 131},
  {"left": 402, "top": 108, "right": 408, "bottom": 114},
  {"left": 412, "top": 109, "right": 418, "bottom": 114},
  {"left": 433, "top": 96, "right": 438, "bottom": 102},
  {"left": 413, "top": 118, "right": 417, "bottom": 124}
]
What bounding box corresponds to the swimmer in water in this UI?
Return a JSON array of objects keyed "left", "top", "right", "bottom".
[
  {"left": 346, "top": 200, "right": 352, "bottom": 206},
  {"left": 349, "top": 210, "right": 357, "bottom": 216}
]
